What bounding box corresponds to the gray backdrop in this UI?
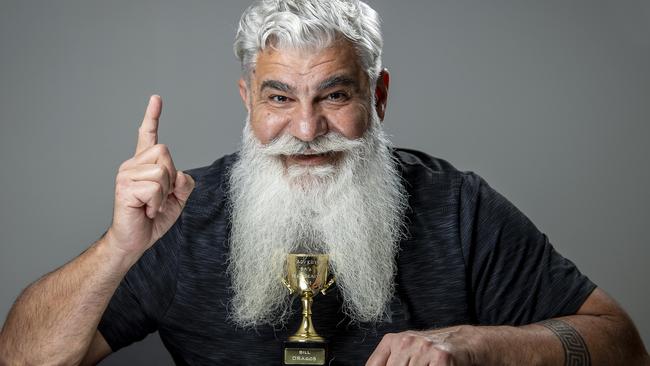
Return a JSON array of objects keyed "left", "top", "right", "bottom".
[{"left": 1, "top": 1, "right": 648, "bottom": 364}]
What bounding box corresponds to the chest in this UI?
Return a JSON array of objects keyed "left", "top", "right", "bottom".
[{"left": 159, "top": 228, "right": 470, "bottom": 365}]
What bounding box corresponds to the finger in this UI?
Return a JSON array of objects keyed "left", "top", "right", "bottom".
[
  {"left": 427, "top": 347, "right": 453, "bottom": 366},
  {"left": 126, "top": 181, "right": 164, "bottom": 219},
  {"left": 122, "top": 163, "right": 172, "bottom": 199},
  {"left": 385, "top": 349, "right": 411, "bottom": 366},
  {"left": 135, "top": 95, "right": 162, "bottom": 155},
  {"left": 407, "top": 343, "right": 435, "bottom": 366},
  {"left": 172, "top": 171, "right": 195, "bottom": 206},
  {"left": 366, "top": 338, "right": 392, "bottom": 366},
  {"left": 122, "top": 144, "right": 177, "bottom": 191}
]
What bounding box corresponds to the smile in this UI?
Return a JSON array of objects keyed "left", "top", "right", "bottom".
[{"left": 285, "top": 151, "right": 339, "bottom": 166}]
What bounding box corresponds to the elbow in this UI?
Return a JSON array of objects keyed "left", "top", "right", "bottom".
[
  {"left": 606, "top": 312, "right": 649, "bottom": 365},
  {"left": 623, "top": 340, "right": 649, "bottom": 364}
]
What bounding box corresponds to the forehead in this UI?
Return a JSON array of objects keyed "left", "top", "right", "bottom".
[{"left": 252, "top": 41, "right": 367, "bottom": 91}]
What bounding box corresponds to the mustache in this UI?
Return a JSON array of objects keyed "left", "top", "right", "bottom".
[{"left": 258, "top": 132, "right": 365, "bottom": 156}]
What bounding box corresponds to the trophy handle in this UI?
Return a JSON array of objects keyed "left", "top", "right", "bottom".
[
  {"left": 282, "top": 278, "right": 294, "bottom": 295},
  {"left": 320, "top": 275, "right": 336, "bottom": 295}
]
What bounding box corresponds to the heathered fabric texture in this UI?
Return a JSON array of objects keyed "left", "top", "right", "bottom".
[{"left": 98, "top": 148, "right": 596, "bottom": 365}]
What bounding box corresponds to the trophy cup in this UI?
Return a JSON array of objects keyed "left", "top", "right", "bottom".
[{"left": 281, "top": 254, "right": 335, "bottom": 365}]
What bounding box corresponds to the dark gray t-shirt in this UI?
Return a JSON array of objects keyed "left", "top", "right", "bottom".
[{"left": 98, "top": 148, "right": 596, "bottom": 365}]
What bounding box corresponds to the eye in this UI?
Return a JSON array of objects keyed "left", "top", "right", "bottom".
[
  {"left": 269, "top": 95, "right": 289, "bottom": 103},
  {"left": 326, "top": 92, "right": 348, "bottom": 101}
]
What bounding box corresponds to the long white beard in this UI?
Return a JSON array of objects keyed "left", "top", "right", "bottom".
[{"left": 227, "top": 113, "right": 408, "bottom": 328}]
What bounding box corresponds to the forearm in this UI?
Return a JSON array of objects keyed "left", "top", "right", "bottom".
[
  {"left": 475, "top": 314, "right": 649, "bottom": 365},
  {"left": 0, "top": 233, "right": 139, "bottom": 365}
]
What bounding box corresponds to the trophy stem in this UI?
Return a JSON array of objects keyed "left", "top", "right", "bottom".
[{"left": 288, "top": 291, "right": 325, "bottom": 342}]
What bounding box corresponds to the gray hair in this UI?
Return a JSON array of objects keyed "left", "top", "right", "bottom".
[{"left": 233, "top": 0, "right": 383, "bottom": 85}]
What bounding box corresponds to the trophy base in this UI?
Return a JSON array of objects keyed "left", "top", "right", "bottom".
[{"left": 282, "top": 340, "right": 329, "bottom": 365}]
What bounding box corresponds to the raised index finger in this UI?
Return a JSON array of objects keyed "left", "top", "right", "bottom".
[{"left": 135, "top": 94, "right": 162, "bottom": 155}]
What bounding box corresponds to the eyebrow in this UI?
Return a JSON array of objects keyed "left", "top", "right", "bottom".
[
  {"left": 316, "top": 74, "right": 358, "bottom": 92},
  {"left": 260, "top": 80, "right": 294, "bottom": 93},
  {"left": 260, "top": 75, "right": 359, "bottom": 94}
]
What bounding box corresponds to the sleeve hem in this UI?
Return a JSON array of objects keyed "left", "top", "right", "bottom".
[
  {"left": 554, "top": 281, "right": 598, "bottom": 318},
  {"left": 97, "top": 321, "right": 119, "bottom": 352}
]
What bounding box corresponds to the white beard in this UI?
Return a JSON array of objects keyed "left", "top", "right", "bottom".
[{"left": 227, "top": 112, "right": 408, "bottom": 328}]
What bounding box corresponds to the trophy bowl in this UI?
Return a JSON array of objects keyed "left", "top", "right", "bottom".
[{"left": 285, "top": 254, "right": 330, "bottom": 296}]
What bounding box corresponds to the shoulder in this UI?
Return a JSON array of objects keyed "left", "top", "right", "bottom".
[
  {"left": 394, "top": 147, "right": 460, "bottom": 173},
  {"left": 393, "top": 147, "right": 481, "bottom": 193}
]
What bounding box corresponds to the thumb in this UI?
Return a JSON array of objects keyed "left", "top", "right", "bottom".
[{"left": 173, "top": 171, "right": 195, "bottom": 205}]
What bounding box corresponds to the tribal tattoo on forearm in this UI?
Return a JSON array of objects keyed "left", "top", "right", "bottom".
[{"left": 539, "top": 319, "right": 591, "bottom": 366}]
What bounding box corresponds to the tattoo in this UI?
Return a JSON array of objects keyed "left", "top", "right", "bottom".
[{"left": 539, "top": 319, "right": 591, "bottom": 366}]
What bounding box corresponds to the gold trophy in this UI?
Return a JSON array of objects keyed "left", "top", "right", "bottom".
[{"left": 281, "top": 254, "right": 335, "bottom": 365}]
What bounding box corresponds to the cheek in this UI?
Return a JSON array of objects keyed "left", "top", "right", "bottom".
[
  {"left": 250, "top": 108, "right": 290, "bottom": 144},
  {"left": 329, "top": 105, "right": 370, "bottom": 139}
]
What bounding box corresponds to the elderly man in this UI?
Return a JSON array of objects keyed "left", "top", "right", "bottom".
[{"left": 0, "top": 0, "right": 648, "bottom": 365}]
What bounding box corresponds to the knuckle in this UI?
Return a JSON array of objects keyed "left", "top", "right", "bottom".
[
  {"left": 417, "top": 339, "right": 433, "bottom": 353},
  {"left": 398, "top": 333, "right": 415, "bottom": 347},
  {"left": 118, "top": 159, "right": 131, "bottom": 172},
  {"left": 155, "top": 143, "right": 170, "bottom": 156},
  {"left": 153, "top": 164, "right": 167, "bottom": 178},
  {"left": 381, "top": 332, "right": 396, "bottom": 342},
  {"left": 151, "top": 181, "right": 163, "bottom": 194},
  {"left": 138, "top": 126, "right": 153, "bottom": 136}
]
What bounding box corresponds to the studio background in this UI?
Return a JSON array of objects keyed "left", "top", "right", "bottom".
[{"left": 1, "top": 1, "right": 648, "bottom": 364}]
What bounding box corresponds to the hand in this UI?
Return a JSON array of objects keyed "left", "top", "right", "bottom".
[
  {"left": 106, "top": 95, "right": 195, "bottom": 258},
  {"left": 366, "top": 326, "right": 481, "bottom": 366}
]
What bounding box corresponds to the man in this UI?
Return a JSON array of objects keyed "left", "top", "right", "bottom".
[{"left": 0, "top": 0, "right": 648, "bottom": 365}]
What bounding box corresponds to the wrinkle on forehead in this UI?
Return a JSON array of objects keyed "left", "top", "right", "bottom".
[
  {"left": 252, "top": 42, "right": 369, "bottom": 97},
  {"left": 262, "top": 59, "right": 337, "bottom": 77}
]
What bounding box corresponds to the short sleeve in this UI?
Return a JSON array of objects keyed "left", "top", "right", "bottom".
[
  {"left": 459, "top": 172, "right": 596, "bottom": 325},
  {"left": 97, "top": 219, "right": 182, "bottom": 351}
]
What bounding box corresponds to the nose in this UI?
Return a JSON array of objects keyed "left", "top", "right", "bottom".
[{"left": 288, "top": 102, "right": 328, "bottom": 142}]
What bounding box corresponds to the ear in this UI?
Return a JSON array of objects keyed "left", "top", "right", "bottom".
[
  {"left": 238, "top": 78, "right": 250, "bottom": 112},
  {"left": 374, "top": 68, "right": 390, "bottom": 121}
]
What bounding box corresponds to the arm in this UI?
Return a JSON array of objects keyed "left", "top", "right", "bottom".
[
  {"left": 366, "top": 288, "right": 649, "bottom": 366},
  {"left": 0, "top": 235, "right": 134, "bottom": 365},
  {"left": 0, "top": 95, "right": 195, "bottom": 365}
]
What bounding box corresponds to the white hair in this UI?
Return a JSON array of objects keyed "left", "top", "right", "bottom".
[
  {"left": 233, "top": 0, "right": 383, "bottom": 84},
  {"left": 227, "top": 112, "right": 408, "bottom": 328}
]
